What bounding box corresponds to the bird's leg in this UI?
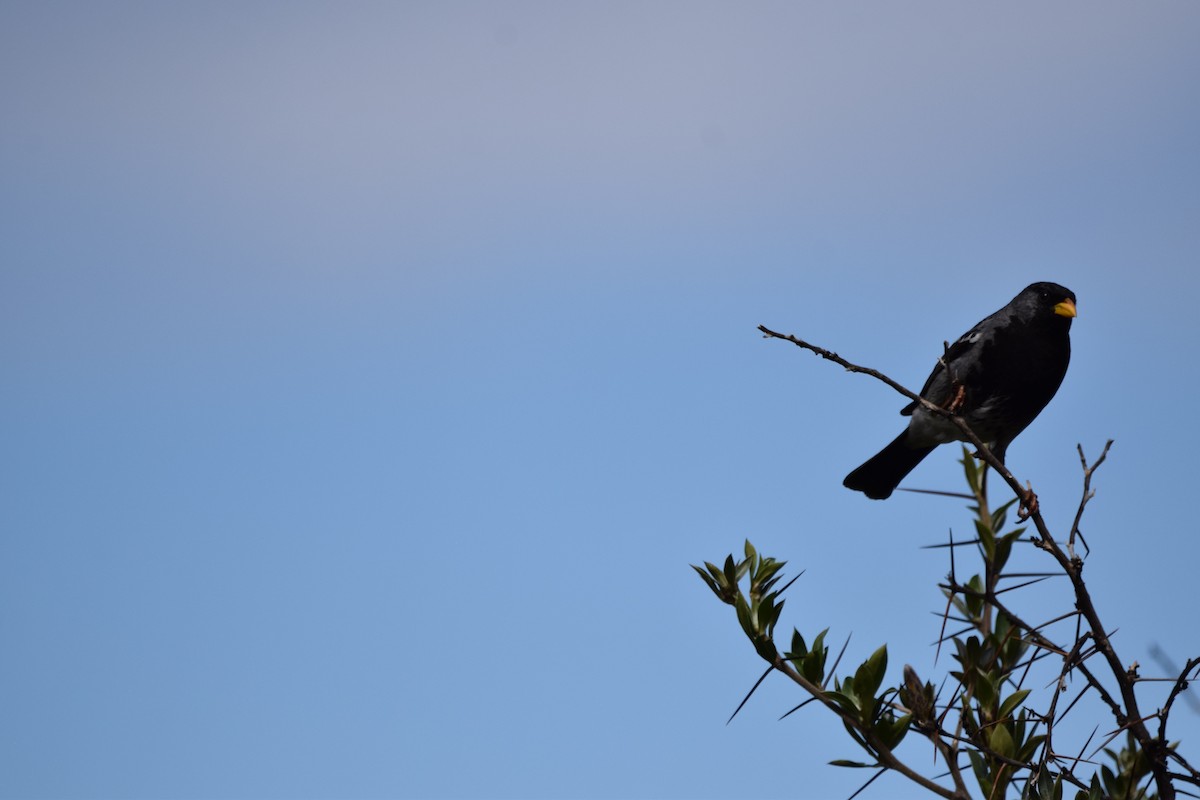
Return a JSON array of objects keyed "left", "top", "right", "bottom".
[
  {"left": 937, "top": 343, "right": 968, "bottom": 414},
  {"left": 1017, "top": 482, "right": 1039, "bottom": 520},
  {"left": 944, "top": 384, "right": 967, "bottom": 414}
]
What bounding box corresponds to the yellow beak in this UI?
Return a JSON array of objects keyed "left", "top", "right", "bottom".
[{"left": 1054, "top": 299, "right": 1078, "bottom": 318}]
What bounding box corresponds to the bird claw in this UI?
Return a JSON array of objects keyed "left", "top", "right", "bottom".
[
  {"left": 942, "top": 383, "right": 967, "bottom": 414},
  {"left": 1017, "top": 482, "right": 1039, "bottom": 520}
]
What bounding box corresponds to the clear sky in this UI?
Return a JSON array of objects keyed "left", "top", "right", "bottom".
[{"left": 3, "top": 3, "right": 1200, "bottom": 799}]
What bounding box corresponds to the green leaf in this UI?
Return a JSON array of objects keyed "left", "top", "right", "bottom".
[
  {"left": 840, "top": 718, "right": 869, "bottom": 750},
  {"left": 965, "top": 576, "right": 984, "bottom": 618},
  {"left": 803, "top": 652, "right": 825, "bottom": 684},
  {"left": 734, "top": 594, "right": 753, "bottom": 636},
  {"left": 1033, "top": 767, "right": 1058, "bottom": 800},
  {"left": 1100, "top": 765, "right": 1117, "bottom": 796},
  {"left": 1019, "top": 733, "right": 1047, "bottom": 763},
  {"left": 968, "top": 749, "right": 989, "bottom": 794},
  {"left": 752, "top": 633, "right": 778, "bottom": 661},
  {"left": 855, "top": 645, "right": 888, "bottom": 700},
  {"left": 765, "top": 596, "right": 784, "bottom": 632},
  {"left": 973, "top": 667, "right": 996, "bottom": 708},
  {"left": 989, "top": 722, "right": 1015, "bottom": 759},
  {"left": 789, "top": 629, "right": 807, "bottom": 658},
  {"left": 961, "top": 446, "right": 980, "bottom": 491},
  {"left": 829, "top": 759, "right": 877, "bottom": 768},
  {"left": 736, "top": 557, "right": 751, "bottom": 583},
  {"left": 959, "top": 700, "right": 979, "bottom": 738},
  {"left": 691, "top": 564, "right": 723, "bottom": 599},
  {"left": 990, "top": 498, "right": 1017, "bottom": 532},
  {"left": 975, "top": 517, "right": 996, "bottom": 560},
  {"left": 744, "top": 539, "right": 757, "bottom": 562},
  {"left": 723, "top": 554, "right": 739, "bottom": 588},
  {"left": 824, "top": 690, "right": 860, "bottom": 717},
  {"left": 875, "top": 713, "right": 911, "bottom": 750},
  {"left": 998, "top": 688, "right": 1031, "bottom": 721},
  {"left": 802, "top": 629, "right": 829, "bottom": 683},
  {"left": 1002, "top": 628, "right": 1030, "bottom": 666}
]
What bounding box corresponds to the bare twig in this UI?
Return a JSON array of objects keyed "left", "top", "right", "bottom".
[
  {"left": 1161, "top": 657, "right": 1200, "bottom": 744},
  {"left": 1068, "top": 441, "right": 1114, "bottom": 557}
]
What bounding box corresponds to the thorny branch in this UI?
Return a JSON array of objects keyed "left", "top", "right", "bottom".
[
  {"left": 758, "top": 323, "right": 1198, "bottom": 799},
  {"left": 769, "top": 656, "right": 970, "bottom": 800}
]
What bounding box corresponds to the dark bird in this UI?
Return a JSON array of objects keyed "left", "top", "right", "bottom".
[{"left": 843, "top": 282, "right": 1077, "bottom": 499}]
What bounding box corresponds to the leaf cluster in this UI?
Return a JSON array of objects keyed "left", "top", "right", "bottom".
[{"left": 694, "top": 451, "right": 1199, "bottom": 800}]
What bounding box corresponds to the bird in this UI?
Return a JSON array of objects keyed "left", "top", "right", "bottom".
[{"left": 843, "top": 282, "right": 1077, "bottom": 500}]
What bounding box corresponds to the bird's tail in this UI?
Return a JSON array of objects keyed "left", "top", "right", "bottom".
[{"left": 843, "top": 431, "right": 935, "bottom": 500}]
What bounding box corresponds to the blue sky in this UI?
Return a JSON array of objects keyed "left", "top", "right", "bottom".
[{"left": 3, "top": 3, "right": 1200, "bottom": 798}]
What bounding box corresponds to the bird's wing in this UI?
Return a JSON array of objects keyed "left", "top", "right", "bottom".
[{"left": 900, "top": 311, "right": 1011, "bottom": 416}]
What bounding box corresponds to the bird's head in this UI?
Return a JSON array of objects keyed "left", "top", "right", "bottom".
[{"left": 1020, "top": 282, "right": 1077, "bottom": 323}]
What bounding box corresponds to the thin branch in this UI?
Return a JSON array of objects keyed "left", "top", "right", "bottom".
[
  {"left": 758, "top": 326, "right": 926, "bottom": 406},
  {"left": 1068, "top": 441, "right": 1114, "bottom": 557},
  {"left": 1161, "top": 656, "right": 1200, "bottom": 743}
]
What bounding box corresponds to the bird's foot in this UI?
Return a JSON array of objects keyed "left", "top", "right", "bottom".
[
  {"left": 943, "top": 383, "right": 967, "bottom": 414},
  {"left": 1017, "top": 482, "right": 1039, "bottom": 520}
]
